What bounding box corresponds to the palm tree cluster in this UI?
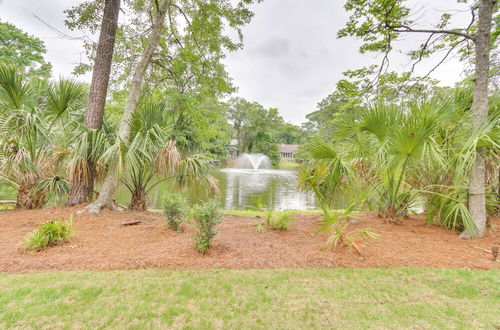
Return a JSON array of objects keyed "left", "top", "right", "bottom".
[
  {"left": 299, "top": 87, "right": 499, "bottom": 236},
  {"left": 0, "top": 65, "right": 218, "bottom": 210}
]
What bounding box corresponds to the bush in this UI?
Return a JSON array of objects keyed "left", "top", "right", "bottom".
[
  {"left": 265, "top": 210, "right": 294, "bottom": 230},
  {"left": 24, "top": 217, "right": 74, "bottom": 251},
  {"left": 163, "top": 194, "right": 187, "bottom": 232},
  {"left": 190, "top": 200, "right": 222, "bottom": 253}
]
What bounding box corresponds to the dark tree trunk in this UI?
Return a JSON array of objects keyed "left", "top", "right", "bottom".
[
  {"left": 16, "top": 183, "right": 45, "bottom": 209},
  {"left": 84, "top": 0, "right": 121, "bottom": 129},
  {"left": 68, "top": 0, "right": 120, "bottom": 205},
  {"left": 463, "top": 0, "right": 496, "bottom": 238}
]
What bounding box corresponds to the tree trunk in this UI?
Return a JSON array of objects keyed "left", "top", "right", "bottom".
[
  {"left": 67, "top": 161, "right": 96, "bottom": 205},
  {"left": 128, "top": 188, "right": 147, "bottom": 211},
  {"left": 84, "top": 0, "right": 121, "bottom": 129},
  {"left": 462, "top": 0, "right": 496, "bottom": 238},
  {"left": 236, "top": 128, "right": 241, "bottom": 154},
  {"left": 87, "top": 0, "right": 171, "bottom": 213},
  {"left": 67, "top": 0, "right": 120, "bottom": 205},
  {"left": 16, "top": 183, "right": 45, "bottom": 209}
]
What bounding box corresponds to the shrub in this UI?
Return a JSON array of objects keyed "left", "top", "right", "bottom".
[
  {"left": 265, "top": 210, "right": 294, "bottom": 230},
  {"left": 24, "top": 217, "right": 74, "bottom": 251},
  {"left": 163, "top": 194, "right": 187, "bottom": 232},
  {"left": 190, "top": 200, "right": 222, "bottom": 253}
]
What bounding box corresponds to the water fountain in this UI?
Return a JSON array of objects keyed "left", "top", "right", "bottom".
[
  {"left": 219, "top": 153, "right": 315, "bottom": 209},
  {"left": 233, "top": 153, "right": 271, "bottom": 170}
]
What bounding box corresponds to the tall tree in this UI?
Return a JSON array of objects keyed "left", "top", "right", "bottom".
[
  {"left": 466, "top": 0, "right": 497, "bottom": 238},
  {"left": 83, "top": 0, "right": 121, "bottom": 130},
  {"left": 87, "top": 0, "right": 171, "bottom": 213},
  {"left": 0, "top": 21, "right": 52, "bottom": 78},
  {"left": 228, "top": 97, "right": 252, "bottom": 152},
  {"left": 66, "top": 0, "right": 121, "bottom": 205},
  {"left": 339, "top": 0, "right": 498, "bottom": 237}
]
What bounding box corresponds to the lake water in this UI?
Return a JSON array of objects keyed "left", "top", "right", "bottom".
[
  {"left": 115, "top": 167, "right": 318, "bottom": 210},
  {"left": 0, "top": 167, "right": 323, "bottom": 210},
  {"left": 218, "top": 168, "right": 316, "bottom": 210}
]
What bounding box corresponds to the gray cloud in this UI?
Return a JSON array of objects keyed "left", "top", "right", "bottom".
[
  {"left": 1, "top": 0, "right": 471, "bottom": 125},
  {"left": 254, "top": 38, "right": 291, "bottom": 58},
  {"left": 224, "top": 0, "right": 471, "bottom": 124}
]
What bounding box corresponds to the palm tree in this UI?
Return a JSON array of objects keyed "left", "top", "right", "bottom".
[
  {"left": 0, "top": 65, "right": 85, "bottom": 208},
  {"left": 297, "top": 137, "right": 353, "bottom": 210},
  {"left": 94, "top": 99, "right": 218, "bottom": 211},
  {"left": 336, "top": 103, "right": 442, "bottom": 219},
  {"left": 301, "top": 91, "right": 499, "bottom": 233},
  {"left": 66, "top": 128, "right": 113, "bottom": 205},
  {"left": 416, "top": 89, "right": 499, "bottom": 233}
]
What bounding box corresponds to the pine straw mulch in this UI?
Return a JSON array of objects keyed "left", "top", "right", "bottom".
[{"left": 0, "top": 206, "right": 498, "bottom": 273}]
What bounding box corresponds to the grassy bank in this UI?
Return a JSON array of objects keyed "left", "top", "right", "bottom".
[
  {"left": 278, "top": 159, "right": 300, "bottom": 169},
  {"left": 1, "top": 268, "right": 498, "bottom": 329},
  {"left": 221, "top": 208, "right": 323, "bottom": 217}
]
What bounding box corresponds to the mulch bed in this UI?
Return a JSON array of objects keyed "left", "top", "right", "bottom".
[{"left": 0, "top": 206, "right": 498, "bottom": 272}]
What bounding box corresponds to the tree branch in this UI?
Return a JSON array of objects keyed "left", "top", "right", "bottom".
[
  {"left": 389, "top": 25, "right": 475, "bottom": 41},
  {"left": 408, "top": 37, "right": 467, "bottom": 92}
]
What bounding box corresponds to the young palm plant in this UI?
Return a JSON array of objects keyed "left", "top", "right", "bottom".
[{"left": 297, "top": 137, "right": 353, "bottom": 209}]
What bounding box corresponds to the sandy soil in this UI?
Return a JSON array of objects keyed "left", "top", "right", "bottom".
[{"left": 0, "top": 206, "right": 498, "bottom": 272}]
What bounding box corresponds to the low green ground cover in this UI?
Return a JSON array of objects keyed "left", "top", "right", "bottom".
[
  {"left": 0, "top": 268, "right": 498, "bottom": 329},
  {"left": 278, "top": 160, "right": 301, "bottom": 169},
  {"left": 221, "top": 209, "right": 323, "bottom": 217}
]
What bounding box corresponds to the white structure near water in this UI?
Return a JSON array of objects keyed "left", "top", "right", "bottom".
[{"left": 279, "top": 144, "right": 298, "bottom": 159}]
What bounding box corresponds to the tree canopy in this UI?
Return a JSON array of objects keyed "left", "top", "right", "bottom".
[{"left": 0, "top": 21, "right": 52, "bottom": 78}]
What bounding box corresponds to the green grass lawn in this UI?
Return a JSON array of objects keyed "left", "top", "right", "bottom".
[{"left": 1, "top": 268, "right": 498, "bottom": 329}]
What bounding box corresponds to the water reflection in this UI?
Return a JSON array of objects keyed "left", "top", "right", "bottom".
[{"left": 219, "top": 168, "right": 316, "bottom": 210}]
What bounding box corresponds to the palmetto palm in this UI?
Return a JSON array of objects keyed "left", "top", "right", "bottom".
[
  {"left": 0, "top": 65, "right": 85, "bottom": 208},
  {"left": 301, "top": 89, "right": 498, "bottom": 233},
  {"left": 297, "top": 137, "right": 353, "bottom": 210},
  {"left": 115, "top": 100, "right": 219, "bottom": 211},
  {"left": 418, "top": 89, "right": 499, "bottom": 234},
  {"left": 327, "top": 103, "right": 442, "bottom": 219}
]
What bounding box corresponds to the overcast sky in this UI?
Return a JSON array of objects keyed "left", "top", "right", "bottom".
[{"left": 1, "top": 0, "right": 471, "bottom": 124}]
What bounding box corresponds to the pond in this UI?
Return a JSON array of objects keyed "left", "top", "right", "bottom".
[
  {"left": 115, "top": 167, "right": 318, "bottom": 210},
  {"left": 0, "top": 167, "right": 352, "bottom": 211},
  {"left": 0, "top": 158, "right": 346, "bottom": 211},
  {"left": 217, "top": 168, "right": 316, "bottom": 210}
]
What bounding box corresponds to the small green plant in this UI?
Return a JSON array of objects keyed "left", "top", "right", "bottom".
[
  {"left": 163, "top": 194, "right": 187, "bottom": 232},
  {"left": 319, "top": 206, "right": 379, "bottom": 252},
  {"left": 24, "top": 217, "right": 74, "bottom": 251},
  {"left": 0, "top": 203, "right": 15, "bottom": 210},
  {"left": 265, "top": 209, "right": 294, "bottom": 230},
  {"left": 190, "top": 200, "right": 222, "bottom": 253},
  {"left": 253, "top": 220, "right": 265, "bottom": 233}
]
